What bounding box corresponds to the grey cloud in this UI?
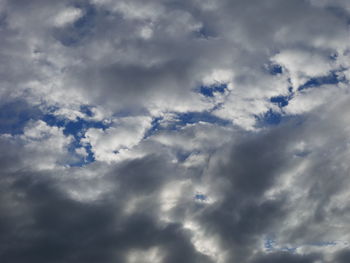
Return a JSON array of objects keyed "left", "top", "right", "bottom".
[
  {"left": 191, "top": 125, "right": 296, "bottom": 261},
  {"left": 1, "top": 100, "right": 350, "bottom": 262},
  {"left": 334, "top": 249, "right": 350, "bottom": 263},
  {"left": 0, "top": 145, "right": 213, "bottom": 263},
  {"left": 250, "top": 252, "right": 320, "bottom": 263},
  {"left": 1, "top": 0, "right": 348, "bottom": 119}
]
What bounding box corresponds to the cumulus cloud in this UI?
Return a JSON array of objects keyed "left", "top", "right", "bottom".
[
  {"left": 83, "top": 116, "right": 152, "bottom": 162},
  {"left": 0, "top": 0, "right": 350, "bottom": 262},
  {"left": 53, "top": 7, "right": 83, "bottom": 27}
]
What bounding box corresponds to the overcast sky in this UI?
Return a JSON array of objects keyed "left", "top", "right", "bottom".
[{"left": 0, "top": 0, "right": 350, "bottom": 262}]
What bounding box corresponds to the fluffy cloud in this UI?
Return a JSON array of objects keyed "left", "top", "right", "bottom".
[
  {"left": 53, "top": 7, "right": 83, "bottom": 27},
  {"left": 83, "top": 116, "right": 152, "bottom": 162}
]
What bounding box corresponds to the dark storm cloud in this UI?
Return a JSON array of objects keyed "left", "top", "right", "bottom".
[
  {"left": 113, "top": 155, "right": 170, "bottom": 195},
  {"left": 250, "top": 251, "right": 320, "bottom": 263},
  {"left": 191, "top": 124, "right": 297, "bottom": 262},
  {"left": 334, "top": 249, "right": 350, "bottom": 263},
  {"left": 0, "top": 120, "right": 296, "bottom": 263},
  {"left": 217, "top": 128, "right": 292, "bottom": 196},
  {"left": 0, "top": 144, "right": 213, "bottom": 263}
]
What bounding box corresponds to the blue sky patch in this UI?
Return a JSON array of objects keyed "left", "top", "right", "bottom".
[
  {"left": 255, "top": 110, "right": 282, "bottom": 126},
  {"left": 263, "top": 237, "right": 296, "bottom": 253},
  {"left": 176, "top": 111, "right": 230, "bottom": 126},
  {"left": 263, "top": 236, "right": 339, "bottom": 253},
  {"left": 269, "top": 86, "right": 295, "bottom": 113},
  {"left": 176, "top": 151, "right": 193, "bottom": 162},
  {"left": 42, "top": 114, "right": 108, "bottom": 139},
  {"left": 80, "top": 105, "right": 94, "bottom": 117},
  {"left": 270, "top": 87, "right": 294, "bottom": 108},
  {"left": 270, "top": 95, "right": 290, "bottom": 107},
  {"left": 194, "top": 194, "right": 207, "bottom": 201},
  {"left": 298, "top": 72, "right": 340, "bottom": 91},
  {"left": 145, "top": 111, "right": 230, "bottom": 138},
  {"left": 264, "top": 237, "right": 277, "bottom": 251},
  {"left": 42, "top": 114, "right": 109, "bottom": 166},
  {"left": 267, "top": 64, "right": 283, "bottom": 75},
  {"left": 68, "top": 141, "right": 95, "bottom": 167},
  {"left": 0, "top": 101, "right": 41, "bottom": 135},
  {"left": 294, "top": 150, "right": 311, "bottom": 158},
  {"left": 198, "top": 84, "right": 227, "bottom": 97},
  {"left": 194, "top": 26, "right": 216, "bottom": 39},
  {"left": 143, "top": 116, "right": 163, "bottom": 138},
  {"left": 308, "top": 241, "right": 337, "bottom": 247}
]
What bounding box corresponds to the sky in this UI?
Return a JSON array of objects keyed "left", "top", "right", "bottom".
[{"left": 0, "top": 0, "right": 350, "bottom": 262}]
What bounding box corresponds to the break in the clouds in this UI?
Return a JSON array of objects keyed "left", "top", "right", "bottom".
[{"left": 0, "top": 0, "right": 350, "bottom": 262}]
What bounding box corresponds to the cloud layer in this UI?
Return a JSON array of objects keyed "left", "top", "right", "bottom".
[{"left": 0, "top": 0, "right": 350, "bottom": 262}]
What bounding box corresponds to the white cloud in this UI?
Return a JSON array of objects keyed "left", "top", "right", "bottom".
[
  {"left": 53, "top": 7, "right": 83, "bottom": 27},
  {"left": 83, "top": 116, "right": 151, "bottom": 162},
  {"left": 2, "top": 120, "right": 74, "bottom": 170},
  {"left": 272, "top": 50, "right": 334, "bottom": 88},
  {"left": 126, "top": 247, "right": 164, "bottom": 263},
  {"left": 285, "top": 86, "right": 341, "bottom": 114}
]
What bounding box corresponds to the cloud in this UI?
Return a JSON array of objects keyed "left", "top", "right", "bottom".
[
  {"left": 0, "top": 0, "right": 350, "bottom": 262},
  {"left": 53, "top": 7, "right": 83, "bottom": 27},
  {"left": 249, "top": 252, "right": 320, "bottom": 263},
  {"left": 83, "top": 116, "right": 151, "bottom": 162}
]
